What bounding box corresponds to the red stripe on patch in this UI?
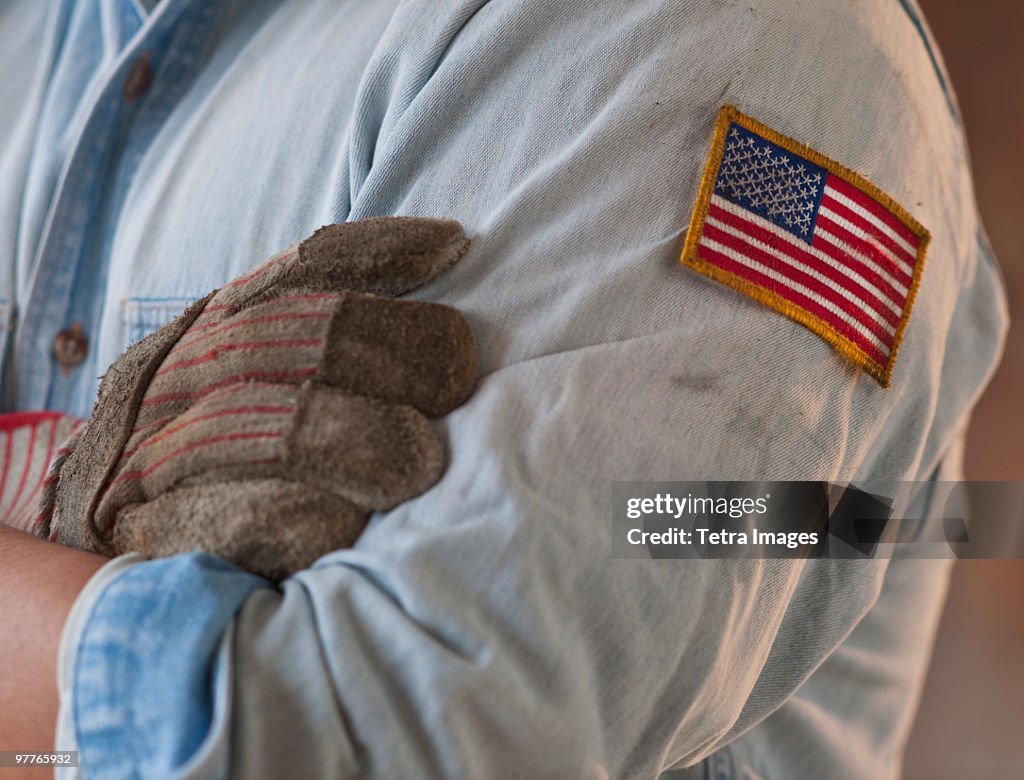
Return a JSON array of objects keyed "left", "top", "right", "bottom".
[
  {"left": 701, "top": 221, "right": 896, "bottom": 344},
  {"left": 707, "top": 204, "right": 902, "bottom": 330},
  {"left": 825, "top": 176, "right": 921, "bottom": 248},
  {"left": 819, "top": 193, "right": 917, "bottom": 271},
  {"left": 815, "top": 212, "right": 915, "bottom": 288},
  {"left": 697, "top": 241, "right": 889, "bottom": 365}
]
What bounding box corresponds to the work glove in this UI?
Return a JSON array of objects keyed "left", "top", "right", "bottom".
[{"left": 38, "top": 217, "right": 477, "bottom": 580}]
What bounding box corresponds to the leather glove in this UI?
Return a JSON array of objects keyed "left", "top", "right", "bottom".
[{"left": 39, "top": 217, "right": 477, "bottom": 580}]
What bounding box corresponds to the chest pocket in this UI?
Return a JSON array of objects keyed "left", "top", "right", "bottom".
[{"left": 121, "top": 297, "right": 198, "bottom": 351}]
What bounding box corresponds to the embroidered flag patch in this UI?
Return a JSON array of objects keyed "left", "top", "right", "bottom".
[{"left": 681, "top": 105, "right": 929, "bottom": 387}]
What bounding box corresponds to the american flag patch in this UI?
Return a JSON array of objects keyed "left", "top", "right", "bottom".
[{"left": 682, "top": 105, "right": 929, "bottom": 387}]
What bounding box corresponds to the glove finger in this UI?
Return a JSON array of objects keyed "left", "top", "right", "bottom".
[
  {"left": 134, "top": 291, "right": 477, "bottom": 429},
  {"left": 213, "top": 217, "right": 469, "bottom": 309},
  {"left": 111, "top": 479, "right": 367, "bottom": 581},
  {"left": 318, "top": 292, "right": 478, "bottom": 417},
  {"left": 94, "top": 381, "right": 444, "bottom": 541},
  {"left": 173, "top": 383, "right": 446, "bottom": 508},
  {"left": 283, "top": 381, "right": 445, "bottom": 508}
]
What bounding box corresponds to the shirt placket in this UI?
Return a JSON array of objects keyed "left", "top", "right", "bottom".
[{"left": 10, "top": 0, "right": 220, "bottom": 417}]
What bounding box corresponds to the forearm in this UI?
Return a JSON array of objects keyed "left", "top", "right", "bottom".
[{"left": 0, "top": 527, "right": 106, "bottom": 763}]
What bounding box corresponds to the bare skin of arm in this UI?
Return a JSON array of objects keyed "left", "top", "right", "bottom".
[{"left": 0, "top": 526, "right": 106, "bottom": 780}]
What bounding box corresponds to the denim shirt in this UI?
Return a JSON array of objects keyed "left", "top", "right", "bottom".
[{"left": 0, "top": 0, "right": 1007, "bottom": 777}]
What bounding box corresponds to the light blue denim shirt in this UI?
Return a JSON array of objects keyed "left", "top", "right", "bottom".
[{"left": 0, "top": 0, "right": 1008, "bottom": 777}]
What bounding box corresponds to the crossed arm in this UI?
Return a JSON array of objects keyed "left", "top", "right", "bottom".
[{"left": 0, "top": 527, "right": 105, "bottom": 778}]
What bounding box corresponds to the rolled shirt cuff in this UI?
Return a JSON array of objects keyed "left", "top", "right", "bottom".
[
  {"left": 56, "top": 553, "right": 146, "bottom": 779},
  {"left": 54, "top": 552, "right": 271, "bottom": 779}
]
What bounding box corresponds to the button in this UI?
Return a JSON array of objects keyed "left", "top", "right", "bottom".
[
  {"left": 53, "top": 324, "right": 88, "bottom": 376},
  {"left": 123, "top": 53, "right": 153, "bottom": 102}
]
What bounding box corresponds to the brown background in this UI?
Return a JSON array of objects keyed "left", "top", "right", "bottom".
[{"left": 903, "top": 2, "right": 1024, "bottom": 777}]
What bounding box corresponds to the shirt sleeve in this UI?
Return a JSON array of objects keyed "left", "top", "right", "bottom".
[
  {"left": 55, "top": 554, "right": 270, "bottom": 779},
  {"left": 54, "top": 1, "right": 1008, "bottom": 778}
]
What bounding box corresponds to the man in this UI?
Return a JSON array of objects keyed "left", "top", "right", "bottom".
[{"left": 0, "top": 0, "right": 1008, "bottom": 777}]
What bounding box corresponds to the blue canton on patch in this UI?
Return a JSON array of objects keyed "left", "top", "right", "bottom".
[{"left": 714, "top": 123, "right": 828, "bottom": 244}]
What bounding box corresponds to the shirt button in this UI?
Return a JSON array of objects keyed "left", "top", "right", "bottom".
[
  {"left": 53, "top": 324, "right": 88, "bottom": 376},
  {"left": 123, "top": 53, "right": 153, "bottom": 102}
]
